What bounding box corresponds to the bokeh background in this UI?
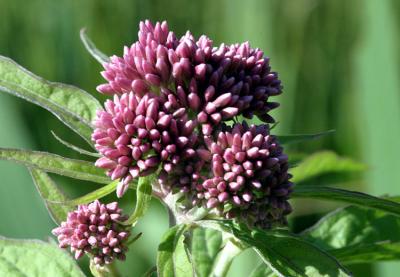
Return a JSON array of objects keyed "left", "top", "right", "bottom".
[{"left": 1, "top": 0, "right": 399, "bottom": 276}]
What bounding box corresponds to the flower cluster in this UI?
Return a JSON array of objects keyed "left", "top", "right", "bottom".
[
  {"left": 92, "top": 20, "right": 292, "bottom": 228},
  {"left": 201, "top": 123, "right": 292, "bottom": 228},
  {"left": 93, "top": 92, "right": 198, "bottom": 197},
  {"left": 52, "top": 201, "right": 130, "bottom": 265}
]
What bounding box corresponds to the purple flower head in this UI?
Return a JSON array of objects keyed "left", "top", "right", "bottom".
[
  {"left": 52, "top": 201, "right": 130, "bottom": 265},
  {"left": 195, "top": 122, "right": 293, "bottom": 228},
  {"left": 92, "top": 92, "right": 198, "bottom": 197},
  {"left": 92, "top": 20, "right": 291, "bottom": 228},
  {"left": 97, "top": 20, "right": 282, "bottom": 125}
]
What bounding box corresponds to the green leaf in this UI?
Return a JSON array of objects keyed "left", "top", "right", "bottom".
[
  {"left": 270, "top": 121, "right": 279, "bottom": 130},
  {"left": 0, "top": 147, "right": 109, "bottom": 184},
  {"left": 302, "top": 206, "right": 400, "bottom": 249},
  {"left": 244, "top": 230, "right": 350, "bottom": 277},
  {"left": 0, "top": 236, "right": 85, "bottom": 277},
  {"left": 388, "top": 196, "right": 400, "bottom": 202},
  {"left": 157, "top": 225, "right": 194, "bottom": 277},
  {"left": 290, "top": 151, "right": 366, "bottom": 183},
  {"left": 53, "top": 180, "right": 119, "bottom": 206},
  {"left": 292, "top": 186, "right": 400, "bottom": 216},
  {"left": 249, "top": 263, "right": 276, "bottom": 277},
  {"left": 124, "top": 175, "right": 153, "bottom": 226},
  {"left": 191, "top": 227, "right": 223, "bottom": 277},
  {"left": 329, "top": 243, "right": 400, "bottom": 264},
  {"left": 277, "top": 130, "right": 335, "bottom": 145},
  {"left": 302, "top": 205, "right": 400, "bottom": 264},
  {"left": 80, "top": 28, "right": 110, "bottom": 64},
  {"left": 29, "top": 168, "right": 73, "bottom": 224},
  {"left": 199, "top": 220, "right": 351, "bottom": 277},
  {"left": 51, "top": 131, "right": 100, "bottom": 158},
  {"left": 127, "top": 232, "right": 143, "bottom": 247},
  {"left": 0, "top": 55, "right": 102, "bottom": 144}
]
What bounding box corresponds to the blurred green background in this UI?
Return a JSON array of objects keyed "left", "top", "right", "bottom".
[{"left": 0, "top": 0, "right": 399, "bottom": 276}]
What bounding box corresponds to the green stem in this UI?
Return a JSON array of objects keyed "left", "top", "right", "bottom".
[
  {"left": 168, "top": 205, "right": 177, "bottom": 227},
  {"left": 212, "top": 238, "right": 244, "bottom": 277},
  {"left": 90, "top": 260, "right": 121, "bottom": 277},
  {"left": 107, "top": 263, "right": 120, "bottom": 277}
]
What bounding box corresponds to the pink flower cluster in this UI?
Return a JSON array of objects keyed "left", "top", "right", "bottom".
[
  {"left": 201, "top": 123, "right": 292, "bottom": 228},
  {"left": 52, "top": 201, "right": 130, "bottom": 265},
  {"left": 93, "top": 92, "right": 198, "bottom": 196},
  {"left": 92, "top": 20, "right": 291, "bottom": 228}
]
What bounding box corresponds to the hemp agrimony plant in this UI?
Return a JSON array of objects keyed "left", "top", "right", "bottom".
[{"left": 0, "top": 20, "right": 399, "bottom": 277}]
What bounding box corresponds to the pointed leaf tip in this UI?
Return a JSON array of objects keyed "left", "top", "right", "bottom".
[{"left": 80, "top": 28, "right": 110, "bottom": 64}]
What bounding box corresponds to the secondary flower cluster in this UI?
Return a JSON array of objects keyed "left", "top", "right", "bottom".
[
  {"left": 52, "top": 201, "right": 130, "bottom": 265},
  {"left": 201, "top": 123, "right": 292, "bottom": 228},
  {"left": 92, "top": 20, "right": 292, "bottom": 228}
]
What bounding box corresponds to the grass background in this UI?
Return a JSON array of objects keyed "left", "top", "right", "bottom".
[{"left": 0, "top": 0, "right": 399, "bottom": 276}]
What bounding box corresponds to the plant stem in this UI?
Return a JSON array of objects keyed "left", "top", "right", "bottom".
[
  {"left": 168, "top": 206, "right": 177, "bottom": 227},
  {"left": 212, "top": 238, "right": 244, "bottom": 277},
  {"left": 90, "top": 261, "right": 121, "bottom": 277},
  {"left": 107, "top": 263, "right": 120, "bottom": 277}
]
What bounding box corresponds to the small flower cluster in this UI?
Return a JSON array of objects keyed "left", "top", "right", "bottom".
[
  {"left": 92, "top": 20, "right": 292, "bottom": 228},
  {"left": 202, "top": 123, "right": 292, "bottom": 228},
  {"left": 52, "top": 201, "right": 130, "bottom": 265}
]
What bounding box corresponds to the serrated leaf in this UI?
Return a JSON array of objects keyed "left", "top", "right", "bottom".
[
  {"left": 29, "top": 168, "right": 73, "bottom": 224},
  {"left": 277, "top": 130, "right": 335, "bottom": 145},
  {"left": 191, "top": 227, "right": 223, "bottom": 277},
  {"left": 53, "top": 180, "right": 119, "bottom": 206},
  {"left": 199, "top": 220, "right": 351, "bottom": 277},
  {"left": 302, "top": 205, "right": 400, "bottom": 264},
  {"left": 0, "top": 55, "right": 102, "bottom": 144},
  {"left": 157, "top": 225, "right": 194, "bottom": 277},
  {"left": 0, "top": 147, "right": 109, "bottom": 184},
  {"left": 80, "top": 28, "right": 110, "bottom": 64},
  {"left": 292, "top": 186, "right": 400, "bottom": 216},
  {"left": 290, "top": 151, "right": 366, "bottom": 183},
  {"left": 0, "top": 236, "right": 85, "bottom": 277},
  {"left": 124, "top": 175, "right": 153, "bottom": 226},
  {"left": 51, "top": 131, "right": 100, "bottom": 158}
]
